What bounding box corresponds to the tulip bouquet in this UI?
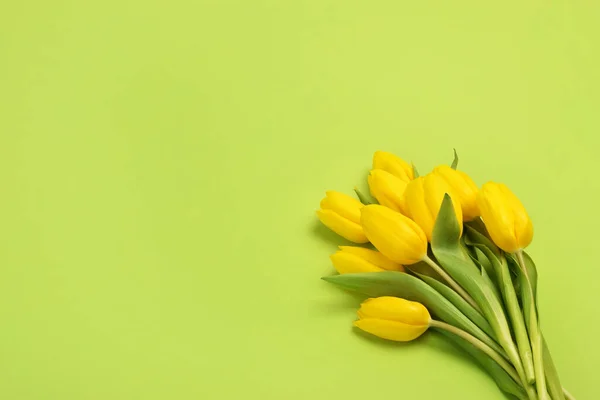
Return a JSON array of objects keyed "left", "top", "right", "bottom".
[{"left": 317, "top": 151, "right": 574, "bottom": 400}]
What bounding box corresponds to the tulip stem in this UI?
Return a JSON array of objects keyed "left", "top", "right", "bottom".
[
  {"left": 429, "top": 319, "right": 521, "bottom": 385},
  {"left": 422, "top": 255, "right": 481, "bottom": 312},
  {"left": 563, "top": 387, "right": 576, "bottom": 400},
  {"left": 516, "top": 250, "right": 549, "bottom": 400}
]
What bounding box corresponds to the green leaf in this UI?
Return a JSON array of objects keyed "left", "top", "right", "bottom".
[
  {"left": 480, "top": 263, "right": 503, "bottom": 306},
  {"left": 451, "top": 148, "right": 459, "bottom": 170},
  {"left": 322, "top": 271, "right": 505, "bottom": 356},
  {"left": 353, "top": 187, "right": 373, "bottom": 205},
  {"left": 543, "top": 336, "right": 566, "bottom": 400},
  {"left": 415, "top": 272, "right": 495, "bottom": 339},
  {"left": 476, "top": 246, "right": 535, "bottom": 384},
  {"left": 465, "top": 224, "right": 501, "bottom": 258},
  {"left": 472, "top": 246, "right": 497, "bottom": 286},
  {"left": 438, "top": 331, "right": 527, "bottom": 400},
  {"left": 507, "top": 253, "right": 538, "bottom": 323},
  {"left": 412, "top": 163, "right": 420, "bottom": 178},
  {"left": 431, "top": 195, "right": 527, "bottom": 382}
]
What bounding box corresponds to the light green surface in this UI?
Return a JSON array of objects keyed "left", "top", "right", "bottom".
[{"left": 0, "top": 1, "right": 598, "bottom": 399}]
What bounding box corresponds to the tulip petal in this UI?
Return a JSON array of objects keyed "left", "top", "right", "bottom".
[
  {"left": 320, "top": 191, "right": 363, "bottom": 224},
  {"left": 354, "top": 318, "right": 428, "bottom": 342},
  {"left": 330, "top": 251, "right": 384, "bottom": 274},
  {"left": 317, "top": 209, "right": 369, "bottom": 243},
  {"left": 404, "top": 177, "right": 436, "bottom": 239},
  {"left": 372, "top": 151, "right": 414, "bottom": 182},
  {"left": 357, "top": 297, "right": 430, "bottom": 325},
  {"left": 360, "top": 205, "right": 427, "bottom": 265},
  {"left": 368, "top": 169, "right": 408, "bottom": 213},
  {"left": 434, "top": 165, "right": 479, "bottom": 221},
  {"left": 477, "top": 183, "right": 530, "bottom": 252},
  {"left": 339, "top": 246, "right": 403, "bottom": 272}
]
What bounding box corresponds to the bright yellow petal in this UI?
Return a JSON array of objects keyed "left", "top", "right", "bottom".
[
  {"left": 339, "top": 246, "right": 404, "bottom": 272},
  {"left": 357, "top": 297, "right": 430, "bottom": 324},
  {"left": 317, "top": 209, "right": 369, "bottom": 243},
  {"left": 477, "top": 183, "right": 518, "bottom": 252},
  {"left": 354, "top": 318, "right": 428, "bottom": 342},
  {"left": 360, "top": 205, "right": 427, "bottom": 264},
  {"left": 434, "top": 165, "right": 479, "bottom": 221},
  {"left": 422, "top": 174, "right": 463, "bottom": 240},
  {"left": 404, "top": 177, "right": 436, "bottom": 240},
  {"left": 500, "top": 184, "right": 533, "bottom": 250},
  {"left": 330, "top": 251, "right": 384, "bottom": 274},
  {"left": 320, "top": 191, "right": 363, "bottom": 224},
  {"left": 372, "top": 151, "right": 414, "bottom": 182},
  {"left": 368, "top": 169, "right": 408, "bottom": 213}
]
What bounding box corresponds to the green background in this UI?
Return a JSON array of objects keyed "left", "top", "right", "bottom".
[{"left": 1, "top": 1, "right": 598, "bottom": 399}]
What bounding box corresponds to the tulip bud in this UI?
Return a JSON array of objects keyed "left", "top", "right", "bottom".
[
  {"left": 330, "top": 246, "right": 404, "bottom": 274},
  {"left": 404, "top": 174, "right": 463, "bottom": 241},
  {"left": 317, "top": 191, "right": 369, "bottom": 243},
  {"left": 477, "top": 182, "right": 533, "bottom": 253},
  {"left": 360, "top": 205, "right": 427, "bottom": 265},
  {"left": 433, "top": 165, "right": 479, "bottom": 221},
  {"left": 372, "top": 151, "right": 414, "bottom": 182},
  {"left": 354, "top": 297, "right": 430, "bottom": 341},
  {"left": 368, "top": 169, "right": 408, "bottom": 213}
]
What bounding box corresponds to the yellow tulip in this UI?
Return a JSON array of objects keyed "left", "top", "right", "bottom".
[
  {"left": 360, "top": 205, "right": 427, "bottom": 265},
  {"left": 372, "top": 151, "right": 414, "bottom": 182},
  {"left": 404, "top": 174, "right": 463, "bottom": 241},
  {"left": 433, "top": 165, "right": 480, "bottom": 221},
  {"left": 354, "top": 297, "right": 430, "bottom": 341},
  {"left": 317, "top": 191, "right": 369, "bottom": 243},
  {"left": 368, "top": 169, "right": 408, "bottom": 213},
  {"left": 477, "top": 182, "right": 533, "bottom": 253},
  {"left": 330, "top": 246, "right": 404, "bottom": 274}
]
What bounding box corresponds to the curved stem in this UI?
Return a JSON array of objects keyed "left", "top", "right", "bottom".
[
  {"left": 563, "top": 387, "right": 576, "bottom": 400},
  {"left": 422, "top": 255, "right": 481, "bottom": 312},
  {"left": 429, "top": 319, "right": 521, "bottom": 385},
  {"left": 516, "top": 250, "right": 549, "bottom": 400}
]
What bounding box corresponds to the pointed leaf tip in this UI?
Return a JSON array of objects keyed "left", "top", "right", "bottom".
[
  {"left": 412, "top": 163, "right": 420, "bottom": 178},
  {"left": 451, "top": 149, "right": 459, "bottom": 169}
]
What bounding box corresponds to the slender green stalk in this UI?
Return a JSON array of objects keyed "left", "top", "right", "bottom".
[
  {"left": 563, "top": 387, "right": 576, "bottom": 400},
  {"left": 423, "top": 255, "right": 481, "bottom": 312},
  {"left": 429, "top": 320, "right": 521, "bottom": 385},
  {"left": 498, "top": 253, "right": 535, "bottom": 383},
  {"left": 516, "top": 250, "right": 548, "bottom": 400}
]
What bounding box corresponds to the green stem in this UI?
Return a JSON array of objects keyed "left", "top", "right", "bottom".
[
  {"left": 429, "top": 320, "right": 521, "bottom": 385},
  {"left": 563, "top": 387, "right": 576, "bottom": 400},
  {"left": 516, "top": 250, "right": 548, "bottom": 400},
  {"left": 422, "top": 255, "right": 481, "bottom": 312}
]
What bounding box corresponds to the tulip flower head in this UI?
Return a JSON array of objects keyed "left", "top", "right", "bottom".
[
  {"left": 317, "top": 191, "right": 369, "bottom": 243},
  {"left": 433, "top": 165, "right": 480, "bottom": 221},
  {"left": 372, "top": 151, "right": 414, "bottom": 183},
  {"left": 330, "top": 246, "right": 404, "bottom": 274},
  {"left": 360, "top": 205, "right": 428, "bottom": 265},
  {"left": 368, "top": 169, "right": 409, "bottom": 213},
  {"left": 354, "top": 297, "right": 431, "bottom": 341},
  {"left": 403, "top": 174, "right": 463, "bottom": 241},
  {"left": 477, "top": 182, "right": 533, "bottom": 253}
]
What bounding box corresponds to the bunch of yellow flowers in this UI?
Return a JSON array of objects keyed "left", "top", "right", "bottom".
[{"left": 317, "top": 151, "right": 574, "bottom": 400}]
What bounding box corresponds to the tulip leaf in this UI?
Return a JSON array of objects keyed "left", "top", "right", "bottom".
[
  {"left": 508, "top": 252, "right": 565, "bottom": 398},
  {"left": 480, "top": 262, "right": 503, "bottom": 305},
  {"left": 465, "top": 224, "right": 501, "bottom": 258},
  {"left": 412, "top": 163, "right": 420, "bottom": 178},
  {"left": 431, "top": 195, "right": 525, "bottom": 378},
  {"left": 437, "top": 331, "right": 527, "bottom": 400},
  {"left": 477, "top": 246, "right": 535, "bottom": 384},
  {"left": 543, "top": 336, "right": 566, "bottom": 400},
  {"left": 451, "top": 148, "right": 459, "bottom": 170},
  {"left": 415, "top": 272, "right": 495, "bottom": 339},
  {"left": 353, "top": 187, "right": 373, "bottom": 205},
  {"left": 322, "top": 271, "right": 505, "bottom": 356}
]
